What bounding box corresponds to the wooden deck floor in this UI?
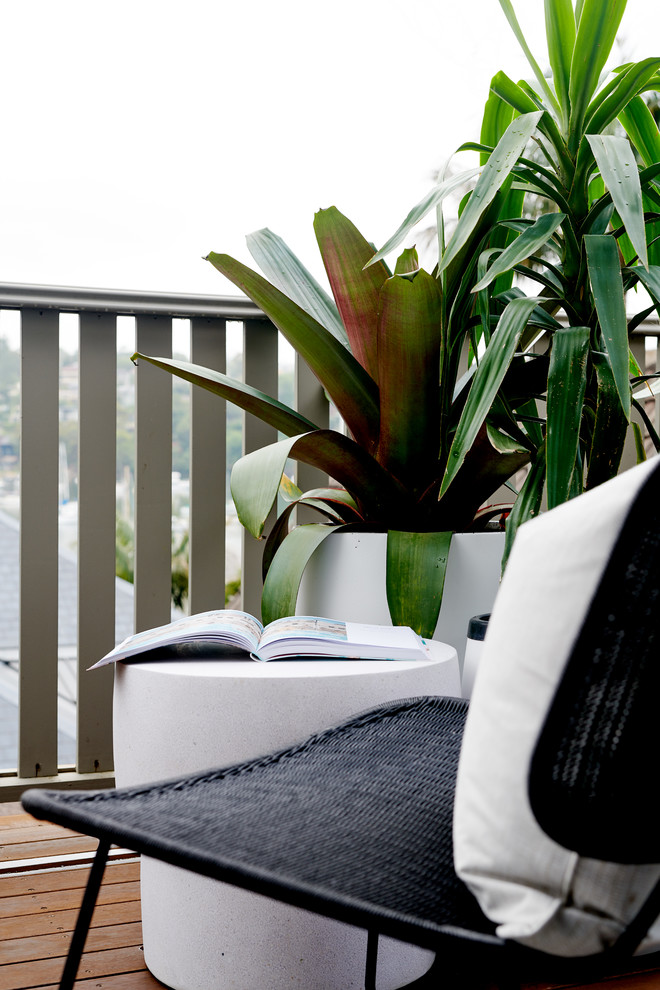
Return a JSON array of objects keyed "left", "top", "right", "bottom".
[
  {"left": 2, "top": 800, "right": 660, "bottom": 990},
  {"left": 0, "top": 801, "right": 162, "bottom": 990}
]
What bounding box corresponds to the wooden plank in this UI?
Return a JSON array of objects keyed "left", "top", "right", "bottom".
[
  {"left": 0, "top": 880, "right": 141, "bottom": 920},
  {"left": 1, "top": 921, "right": 143, "bottom": 965},
  {"left": 0, "top": 944, "right": 148, "bottom": 990},
  {"left": 0, "top": 835, "right": 100, "bottom": 863},
  {"left": 0, "top": 821, "right": 88, "bottom": 844},
  {"left": 0, "top": 862, "right": 139, "bottom": 898},
  {"left": 0, "top": 899, "right": 141, "bottom": 941},
  {"left": 39, "top": 971, "right": 162, "bottom": 990}
]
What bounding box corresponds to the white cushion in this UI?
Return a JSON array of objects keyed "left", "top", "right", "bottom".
[{"left": 453, "top": 456, "right": 660, "bottom": 957}]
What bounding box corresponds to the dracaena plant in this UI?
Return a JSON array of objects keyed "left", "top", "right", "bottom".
[
  {"left": 376, "top": 0, "right": 660, "bottom": 555},
  {"left": 133, "top": 109, "right": 553, "bottom": 638}
]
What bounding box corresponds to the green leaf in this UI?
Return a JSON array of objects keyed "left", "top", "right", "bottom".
[
  {"left": 438, "top": 111, "right": 542, "bottom": 276},
  {"left": 584, "top": 233, "right": 631, "bottom": 420},
  {"left": 546, "top": 325, "right": 590, "bottom": 509},
  {"left": 568, "top": 0, "right": 627, "bottom": 150},
  {"left": 471, "top": 212, "right": 565, "bottom": 292},
  {"left": 131, "top": 354, "right": 317, "bottom": 437},
  {"left": 480, "top": 89, "right": 516, "bottom": 162},
  {"left": 587, "top": 135, "right": 648, "bottom": 269},
  {"left": 628, "top": 266, "right": 660, "bottom": 335},
  {"left": 632, "top": 421, "right": 647, "bottom": 462},
  {"left": 440, "top": 295, "right": 542, "bottom": 499},
  {"left": 498, "top": 0, "right": 561, "bottom": 115},
  {"left": 230, "top": 431, "right": 410, "bottom": 539},
  {"left": 544, "top": 0, "right": 576, "bottom": 129},
  {"left": 261, "top": 523, "right": 339, "bottom": 624},
  {"left": 367, "top": 166, "right": 481, "bottom": 267},
  {"left": 386, "top": 530, "right": 453, "bottom": 639},
  {"left": 246, "top": 227, "right": 348, "bottom": 347},
  {"left": 501, "top": 447, "right": 546, "bottom": 571},
  {"left": 586, "top": 350, "right": 628, "bottom": 489},
  {"left": 313, "top": 207, "right": 389, "bottom": 383},
  {"left": 261, "top": 489, "right": 362, "bottom": 580},
  {"left": 393, "top": 246, "right": 420, "bottom": 275},
  {"left": 376, "top": 270, "right": 443, "bottom": 491},
  {"left": 619, "top": 95, "right": 660, "bottom": 171},
  {"left": 206, "top": 251, "right": 380, "bottom": 450},
  {"left": 586, "top": 59, "right": 660, "bottom": 137}
]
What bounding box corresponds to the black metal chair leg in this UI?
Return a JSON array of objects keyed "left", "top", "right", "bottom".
[
  {"left": 365, "top": 929, "right": 379, "bottom": 989},
  {"left": 59, "top": 839, "right": 112, "bottom": 990}
]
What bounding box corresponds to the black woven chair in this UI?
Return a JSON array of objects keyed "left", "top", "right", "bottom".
[{"left": 22, "top": 462, "right": 660, "bottom": 990}]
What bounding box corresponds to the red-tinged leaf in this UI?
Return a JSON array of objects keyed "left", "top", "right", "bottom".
[
  {"left": 313, "top": 206, "right": 389, "bottom": 384},
  {"left": 376, "top": 270, "right": 443, "bottom": 493},
  {"left": 206, "top": 251, "right": 380, "bottom": 451},
  {"left": 261, "top": 493, "right": 362, "bottom": 580},
  {"left": 132, "top": 353, "right": 317, "bottom": 437}
]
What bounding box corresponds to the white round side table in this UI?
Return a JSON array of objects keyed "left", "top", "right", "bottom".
[{"left": 113, "top": 644, "right": 460, "bottom": 990}]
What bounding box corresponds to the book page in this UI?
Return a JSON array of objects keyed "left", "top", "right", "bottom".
[
  {"left": 88, "top": 609, "right": 264, "bottom": 669},
  {"left": 256, "top": 616, "right": 429, "bottom": 661},
  {"left": 344, "top": 622, "right": 429, "bottom": 654},
  {"left": 259, "top": 615, "right": 348, "bottom": 648}
]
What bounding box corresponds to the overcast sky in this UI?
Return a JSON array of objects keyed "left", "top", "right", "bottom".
[{"left": 1, "top": 1, "right": 658, "bottom": 307}]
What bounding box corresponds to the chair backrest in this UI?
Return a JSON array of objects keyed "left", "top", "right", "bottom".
[{"left": 529, "top": 464, "right": 660, "bottom": 866}]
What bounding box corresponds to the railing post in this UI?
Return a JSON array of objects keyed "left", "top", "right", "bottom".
[
  {"left": 77, "top": 312, "right": 117, "bottom": 773},
  {"left": 241, "top": 319, "right": 278, "bottom": 619},
  {"left": 134, "top": 316, "right": 173, "bottom": 632},
  {"left": 19, "top": 308, "right": 60, "bottom": 778},
  {"left": 189, "top": 317, "right": 227, "bottom": 613}
]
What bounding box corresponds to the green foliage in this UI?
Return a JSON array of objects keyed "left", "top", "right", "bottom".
[
  {"left": 135, "top": 165, "right": 538, "bottom": 633},
  {"left": 379, "top": 0, "right": 660, "bottom": 548},
  {"left": 135, "top": 0, "right": 660, "bottom": 632}
]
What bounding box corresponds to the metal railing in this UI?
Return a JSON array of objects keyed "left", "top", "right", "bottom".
[
  {"left": 0, "top": 283, "right": 328, "bottom": 799},
  {"left": 1, "top": 281, "right": 658, "bottom": 800}
]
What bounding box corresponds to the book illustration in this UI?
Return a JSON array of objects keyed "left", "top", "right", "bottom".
[{"left": 88, "top": 609, "right": 432, "bottom": 669}]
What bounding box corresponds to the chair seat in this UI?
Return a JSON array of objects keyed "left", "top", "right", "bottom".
[{"left": 24, "top": 695, "right": 495, "bottom": 950}]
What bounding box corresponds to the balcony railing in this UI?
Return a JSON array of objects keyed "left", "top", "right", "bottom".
[
  {"left": 0, "top": 282, "right": 328, "bottom": 799},
  {"left": 0, "top": 281, "right": 658, "bottom": 801}
]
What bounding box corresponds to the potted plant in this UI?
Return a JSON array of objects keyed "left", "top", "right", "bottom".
[
  {"left": 135, "top": 0, "right": 660, "bottom": 645},
  {"left": 134, "top": 109, "right": 552, "bottom": 642},
  {"left": 375, "top": 0, "right": 660, "bottom": 561}
]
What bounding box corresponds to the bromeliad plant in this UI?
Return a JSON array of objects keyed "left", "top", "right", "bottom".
[
  {"left": 375, "top": 0, "right": 660, "bottom": 550},
  {"left": 133, "top": 109, "right": 550, "bottom": 638}
]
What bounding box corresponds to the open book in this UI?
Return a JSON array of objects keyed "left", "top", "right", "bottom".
[{"left": 88, "top": 609, "right": 433, "bottom": 668}]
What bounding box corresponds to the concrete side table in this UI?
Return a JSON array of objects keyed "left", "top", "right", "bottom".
[{"left": 114, "top": 645, "right": 460, "bottom": 990}]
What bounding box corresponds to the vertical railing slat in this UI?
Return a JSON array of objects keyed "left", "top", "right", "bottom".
[
  {"left": 77, "top": 312, "right": 117, "bottom": 773},
  {"left": 295, "top": 356, "right": 329, "bottom": 524},
  {"left": 241, "top": 319, "right": 278, "bottom": 619},
  {"left": 134, "top": 316, "right": 173, "bottom": 632},
  {"left": 189, "top": 317, "right": 227, "bottom": 613},
  {"left": 19, "top": 308, "right": 60, "bottom": 777}
]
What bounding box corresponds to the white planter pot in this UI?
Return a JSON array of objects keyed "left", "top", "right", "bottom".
[{"left": 296, "top": 530, "right": 505, "bottom": 672}]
